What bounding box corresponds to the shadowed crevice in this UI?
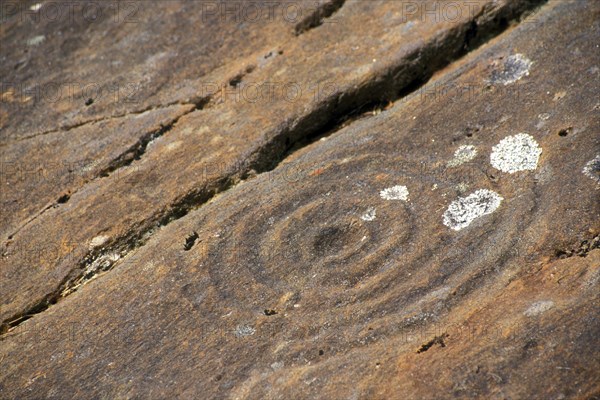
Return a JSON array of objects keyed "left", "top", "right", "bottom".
[{"left": 295, "top": 0, "right": 347, "bottom": 36}]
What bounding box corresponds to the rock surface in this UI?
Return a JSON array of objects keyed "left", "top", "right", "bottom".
[
  {"left": 1, "top": 0, "right": 541, "bottom": 330},
  {"left": 1, "top": 0, "right": 599, "bottom": 399},
  {"left": 0, "top": 0, "right": 326, "bottom": 139},
  {"left": 0, "top": 104, "right": 193, "bottom": 242}
]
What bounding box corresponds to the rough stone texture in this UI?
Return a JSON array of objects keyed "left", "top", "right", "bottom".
[
  {"left": 0, "top": 0, "right": 326, "bottom": 140},
  {"left": 1, "top": 0, "right": 599, "bottom": 399},
  {"left": 0, "top": 104, "right": 193, "bottom": 242},
  {"left": 0, "top": 0, "right": 542, "bottom": 328}
]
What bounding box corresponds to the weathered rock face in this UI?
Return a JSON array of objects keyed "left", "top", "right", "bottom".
[
  {"left": 0, "top": 104, "right": 193, "bottom": 242},
  {"left": 1, "top": 0, "right": 599, "bottom": 399},
  {"left": 0, "top": 0, "right": 329, "bottom": 139},
  {"left": 1, "top": 0, "right": 542, "bottom": 329}
]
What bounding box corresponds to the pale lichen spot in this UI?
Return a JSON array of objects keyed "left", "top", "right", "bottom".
[
  {"left": 538, "top": 113, "right": 551, "bottom": 121},
  {"left": 443, "top": 189, "right": 503, "bottom": 231},
  {"left": 271, "top": 361, "right": 284, "bottom": 371},
  {"left": 447, "top": 145, "right": 477, "bottom": 167},
  {"left": 165, "top": 140, "right": 182, "bottom": 152},
  {"left": 142, "top": 261, "right": 156, "bottom": 272},
  {"left": 380, "top": 185, "right": 409, "bottom": 201},
  {"left": 234, "top": 325, "right": 256, "bottom": 337},
  {"left": 490, "top": 133, "right": 542, "bottom": 173},
  {"left": 524, "top": 300, "right": 554, "bottom": 317},
  {"left": 89, "top": 235, "right": 109, "bottom": 249},
  {"left": 27, "top": 35, "right": 45, "bottom": 46},
  {"left": 489, "top": 54, "right": 532, "bottom": 85},
  {"left": 456, "top": 182, "right": 470, "bottom": 193},
  {"left": 582, "top": 154, "right": 600, "bottom": 184},
  {"left": 361, "top": 207, "right": 377, "bottom": 222}
]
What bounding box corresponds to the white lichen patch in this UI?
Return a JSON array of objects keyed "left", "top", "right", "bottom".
[
  {"left": 490, "top": 133, "right": 542, "bottom": 173},
  {"left": 456, "top": 182, "right": 470, "bottom": 193},
  {"left": 447, "top": 145, "right": 477, "bottom": 167},
  {"left": 524, "top": 300, "right": 554, "bottom": 317},
  {"left": 380, "top": 185, "right": 409, "bottom": 201},
  {"left": 582, "top": 154, "right": 600, "bottom": 183},
  {"left": 234, "top": 325, "right": 256, "bottom": 337},
  {"left": 538, "top": 113, "right": 551, "bottom": 121},
  {"left": 361, "top": 207, "right": 377, "bottom": 221},
  {"left": 27, "top": 35, "right": 45, "bottom": 46},
  {"left": 271, "top": 361, "right": 284, "bottom": 371},
  {"left": 443, "top": 189, "right": 503, "bottom": 231},
  {"left": 89, "top": 235, "right": 109, "bottom": 249},
  {"left": 490, "top": 54, "right": 532, "bottom": 85}
]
